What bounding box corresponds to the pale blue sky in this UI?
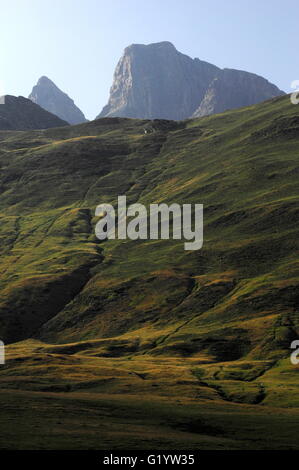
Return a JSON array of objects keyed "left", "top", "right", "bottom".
[{"left": 1, "top": 0, "right": 298, "bottom": 119}]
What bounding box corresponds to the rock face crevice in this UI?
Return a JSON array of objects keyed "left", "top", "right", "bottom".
[
  {"left": 29, "top": 76, "right": 87, "bottom": 125},
  {"left": 98, "top": 42, "right": 284, "bottom": 120}
]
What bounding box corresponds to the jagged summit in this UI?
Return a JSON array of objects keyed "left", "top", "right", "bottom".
[
  {"left": 98, "top": 42, "right": 284, "bottom": 120},
  {"left": 125, "top": 40, "right": 177, "bottom": 51},
  {"left": 192, "top": 68, "right": 284, "bottom": 117},
  {"left": 37, "top": 75, "right": 55, "bottom": 85},
  {"left": 98, "top": 42, "right": 220, "bottom": 120},
  {"left": 29, "top": 76, "right": 87, "bottom": 125}
]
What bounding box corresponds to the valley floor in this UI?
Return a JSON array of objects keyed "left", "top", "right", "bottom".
[{"left": 0, "top": 339, "right": 298, "bottom": 450}]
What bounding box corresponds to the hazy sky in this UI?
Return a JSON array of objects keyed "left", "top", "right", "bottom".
[{"left": 1, "top": 0, "right": 298, "bottom": 119}]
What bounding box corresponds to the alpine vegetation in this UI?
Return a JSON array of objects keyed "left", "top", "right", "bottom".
[{"left": 95, "top": 196, "right": 204, "bottom": 250}]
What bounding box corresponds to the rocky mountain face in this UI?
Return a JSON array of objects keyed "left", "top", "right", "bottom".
[
  {"left": 192, "top": 68, "right": 285, "bottom": 117},
  {"left": 98, "top": 41, "right": 220, "bottom": 120},
  {"left": 98, "top": 42, "right": 284, "bottom": 120},
  {"left": 29, "top": 76, "right": 87, "bottom": 125},
  {"left": 0, "top": 95, "right": 68, "bottom": 130}
]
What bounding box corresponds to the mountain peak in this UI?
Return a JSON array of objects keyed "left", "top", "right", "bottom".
[
  {"left": 126, "top": 41, "right": 176, "bottom": 50},
  {"left": 98, "top": 42, "right": 284, "bottom": 120},
  {"left": 192, "top": 68, "right": 285, "bottom": 118},
  {"left": 123, "top": 41, "right": 178, "bottom": 58},
  {"left": 29, "top": 77, "right": 87, "bottom": 125},
  {"left": 37, "top": 76, "right": 57, "bottom": 86},
  {"left": 99, "top": 42, "right": 219, "bottom": 120}
]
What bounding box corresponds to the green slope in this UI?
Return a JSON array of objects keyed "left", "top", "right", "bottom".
[
  {"left": 0, "top": 96, "right": 297, "bottom": 355},
  {"left": 0, "top": 96, "right": 298, "bottom": 449}
]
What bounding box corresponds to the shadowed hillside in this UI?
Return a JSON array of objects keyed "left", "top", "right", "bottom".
[
  {"left": 0, "top": 95, "right": 68, "bottom": 130},
  {"left": 0, "top": 95, "right": 298, "bottom": 449}
]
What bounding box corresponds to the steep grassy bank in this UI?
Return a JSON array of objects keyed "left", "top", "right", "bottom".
[{"left": 0, "top": 95, "right": 298, "bottom": 448}]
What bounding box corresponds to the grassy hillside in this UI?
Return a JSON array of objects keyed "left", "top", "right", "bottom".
[
  {"left": 0, "top": 95, "right": 298, "bottom": 449},
  {"left": 0, "top": 95, "right": 68, "bottom": 130}
]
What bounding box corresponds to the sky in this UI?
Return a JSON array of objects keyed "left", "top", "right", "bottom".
[{"left": 0, "top": 0, "right": 298, "bottom": 119}]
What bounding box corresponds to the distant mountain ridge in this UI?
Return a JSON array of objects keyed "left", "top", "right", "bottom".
[
  {"left": 98, "top": 41, "right": 285, "bottom": 120},
  {"left": 99, "top": 41, "right": 220, "bottom": 120},
  {"left": 0, "top": 95, "right": 68, "bottom": 130},
  {"left": 29, "top": 76, "right": 87, "bottom": 125},
  {"left": 192, "top": 68, "right": 284, "bottom": 117}
]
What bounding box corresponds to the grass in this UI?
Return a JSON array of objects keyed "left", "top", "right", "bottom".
[
  {"left": 0, "top": 340, "right": 298, "bottom": 450},
  {"left": 0, "top": 96, "right": 298, "bottom": 448}
]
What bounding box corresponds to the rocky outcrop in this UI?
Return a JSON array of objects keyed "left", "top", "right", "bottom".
[
  {"left": 98, "top": 42, "right": 284, "bottom": 120},
  {"left": 0, "top": 95, "right": 68, "bottom": 130},
  {"left": 192, "top": 68, "right": 284, "bottom": 117},
  {"left": 98, "top": 42, "right": 220, "bottom": 120},
  {"left": 29, "top": 76, "right": 87, "bottom": 125}
]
